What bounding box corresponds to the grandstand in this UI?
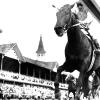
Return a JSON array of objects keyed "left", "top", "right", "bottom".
[{"left": 0, "top": 43, "right": 68, "bottom": 99}]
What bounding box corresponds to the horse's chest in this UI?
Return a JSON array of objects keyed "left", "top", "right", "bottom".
[
  {"left": 65, "top": 49, "right": 82, "bottom": 60},
  {"left": 65, "top": 44, "right": 90, "bottom": 60},
  {"left": 66, "top": 43, "right": 80, "bottom": 52},
  {"left": 65, "top": 58, "right": 82, "bottom": 72}
]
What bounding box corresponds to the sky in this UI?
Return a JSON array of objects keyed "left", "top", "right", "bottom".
[{"left": 0, "top": 0, "right": 100, "bottom": 66}]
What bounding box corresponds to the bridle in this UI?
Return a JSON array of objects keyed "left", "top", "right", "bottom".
[
  {"left": 63, "top": 13, "right": 72, "bottom": 33},
  {"left": 62, "top": 13, "right": 80, "bottom": 34},
  {"left": 62, "top": 13, "right": 91, "bottom": 35}
]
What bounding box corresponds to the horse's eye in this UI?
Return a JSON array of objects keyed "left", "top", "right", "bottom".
[{"left": 63, "top": 24, "right": 67, "bottom": 30}]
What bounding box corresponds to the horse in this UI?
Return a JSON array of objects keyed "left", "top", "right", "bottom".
[{"left": 54, "top": 3, "right": 100, "bottom": 100}]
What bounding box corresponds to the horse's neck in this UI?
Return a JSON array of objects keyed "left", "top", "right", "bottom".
[{"left": 67, "top": 23, "right": 82, "bottom": 45}]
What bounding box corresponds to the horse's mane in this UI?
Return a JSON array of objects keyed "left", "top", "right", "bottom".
[
  {"left": 71, "top": 12, "right": 81, "bottom": 26},
  {"left": 71, "top": 13, "right": 79, "bottom": 21}
]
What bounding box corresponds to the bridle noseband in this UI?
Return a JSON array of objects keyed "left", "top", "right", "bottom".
[
  {"left": 62, "top": 13, "right": 79, "bottom": 34},
  {"left": 63, "top": 13, "right": 72, "bottom": 32}
]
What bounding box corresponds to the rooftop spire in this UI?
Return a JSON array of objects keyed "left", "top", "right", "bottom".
[{"left": 36, "top": 35, "right": 46, "bottom": 56}]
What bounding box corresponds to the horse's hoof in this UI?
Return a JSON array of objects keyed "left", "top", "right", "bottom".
[
  {"left": 75, "top": 96, "right": 80, "bottom": 100},
  {"left": 54, "top": 82, "right": 59, "bottom": 86},
  {"left": 55, "top": 92, "right": 61, "bottom": 99}
]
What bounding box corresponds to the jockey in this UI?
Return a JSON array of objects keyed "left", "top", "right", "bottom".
[
  {"left": 76, "top": 2, "right": 100, "bottom": 54},
  {"left": 76, "top": 2, "right": 88, "bottom": 21}
]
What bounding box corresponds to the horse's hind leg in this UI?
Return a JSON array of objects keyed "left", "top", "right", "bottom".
[{"left": 54, "top": 65, "right": 64, "bottom": 99}]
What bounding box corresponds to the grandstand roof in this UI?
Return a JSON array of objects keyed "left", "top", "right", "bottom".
[
  {"left": 25, "top": 57, "right": 59, "bottom": 71},
  {"left": 0, "top": 43, "right": 58, "bottom": 71},
  {"left": 0, "top": 43, "right": 25, "bottom": 62}
]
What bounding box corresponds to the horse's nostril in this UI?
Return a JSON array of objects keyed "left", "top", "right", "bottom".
[
  {"left": 54, "top": 27, "right": 64, "bottom": 36},
  {"left": 54, "top": 27, "right": 58, "bottom": 33},
  {"left": 54, "top": 27, "right": 58, "bottom": 31},
  {"left": 54, "top": 27, "right": 62, "bottom": 31}
]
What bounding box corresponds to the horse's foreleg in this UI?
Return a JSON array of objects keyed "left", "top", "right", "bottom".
[
  {"left": 67, "top": 91, "right": 70, "bottom": 99},
  {"left": 54, "top": 65, "right": 64, "bottom": 99},
  {"left": 75, "top": 71, "right": 87, "bottom": 100},
  {"left": 83, "top": 73, "right": 90, "bottom": 97},
  {"left": 75, "top": 74, "right": 82, "bottom": 100}
]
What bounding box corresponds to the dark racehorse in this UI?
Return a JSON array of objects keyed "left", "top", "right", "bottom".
[{"left": 54, "top": 4, "right": 100, "bottom": 100}]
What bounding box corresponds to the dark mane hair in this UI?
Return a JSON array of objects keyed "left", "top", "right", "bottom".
[
  {"left": 77, "top": 2, "right": 83, "bottom": 7},
  {"left": 72, "top": 13, "right": 79, "bottom": 21}
]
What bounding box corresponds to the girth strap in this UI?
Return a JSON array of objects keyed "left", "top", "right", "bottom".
[{"left": 87, "top": 50, "right": 96, "bottom": 72}]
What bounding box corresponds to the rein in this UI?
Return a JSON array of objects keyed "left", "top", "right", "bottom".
[
  {"left": 63, "top": 12, "right": 92, "bottom": 32},
  {"left": 63, "top": 20, "right": 91, "bottom": 37},
  {"left": 64, "top": 22, "right": 90, "bottom": 32},
  {"left": 62, "top": 14, "right": 82, "bottom": 34}
]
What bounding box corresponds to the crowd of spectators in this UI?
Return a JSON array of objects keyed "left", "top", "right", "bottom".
[
  {"left": 1, "top": 70, "right": 100, "bottom": 99},
  {"left": 0, "top": 70, "right": 67, "bottom": 89},
  {"left": 0, "top": 70, "right": 68, "bottom": 99},
  {"left": 0, "top": 83, "right": 55, "bottom": 99}
]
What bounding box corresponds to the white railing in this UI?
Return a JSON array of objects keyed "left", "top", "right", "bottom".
[{"left": 0, "top": 70, "right": 68, "bottom": 89}]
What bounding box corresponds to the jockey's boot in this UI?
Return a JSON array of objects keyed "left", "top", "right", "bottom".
[{"left": 94, "top": 49, "right": 100, "bottom": 55}]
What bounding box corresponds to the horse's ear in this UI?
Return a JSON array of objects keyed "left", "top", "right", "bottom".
[
  {"left": 71, "top": 3, "right": 75, "bottom": 9},
  {"left": 52, "top": 5, "right": 59, "bottom": 11}
]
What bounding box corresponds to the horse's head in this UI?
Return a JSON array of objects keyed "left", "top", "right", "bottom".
[{"left": 54, "top": 4, "right": 76, "bottom": 36}]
